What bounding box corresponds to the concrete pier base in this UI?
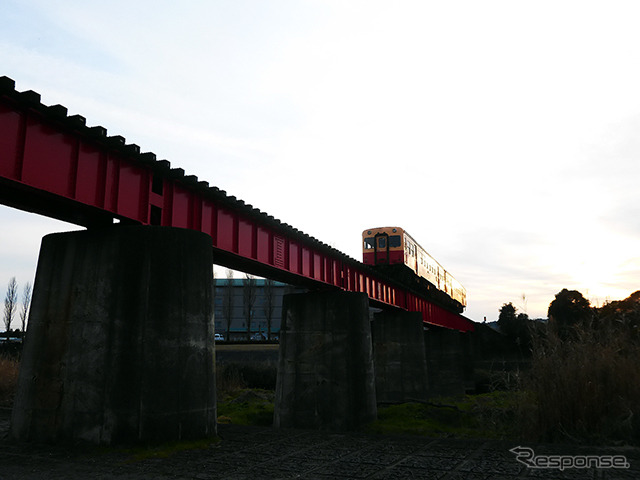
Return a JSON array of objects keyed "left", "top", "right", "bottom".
[
  {"left": 372, "top": 310, "right": 429, "bottom": 403},
  {"left": 11, "top": 226, "right": 216, "bottom": 444},
  {"left": 274, "top": 291, "right": 376, "bottom": 431},
  {"left": 424, "top": 326, "right": 473, "bottom": 397}
]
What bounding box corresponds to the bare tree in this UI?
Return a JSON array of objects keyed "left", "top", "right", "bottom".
[
  {"left": 223, "top": 269, "right": 234, "bottom": 341},
  {"left": 243, "top": 273, "right": 257, "bottom": 341},
  {"left": 20, "top": 281, "right": 32, "bottom": 335},
  {"left": 262, "top": 278, "right": 276, "bottom": 340},
  {"left": 519, "top": 292, "right": 528, "bottom": 316},
  {"left": 3, "top": 277, "right": 18, "bottom": 338}
]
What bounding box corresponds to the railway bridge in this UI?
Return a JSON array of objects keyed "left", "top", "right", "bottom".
[{"left": 0, "top": 77, "right": 475, "bottom": 443}]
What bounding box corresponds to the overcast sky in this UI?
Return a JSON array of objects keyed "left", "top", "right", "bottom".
[{"left": 1, "top": 0, "right": 639, "bottom": 323}]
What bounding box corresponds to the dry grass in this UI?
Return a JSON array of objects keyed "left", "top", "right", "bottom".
[
  {"left": 216, "top": 362, "right": 278, "bottom": 398},
  {"left": 0, "top": 355, "right": 19, "bottom": 407},
  {"left": 216, "top": 363, "right": 248, "bottom": 396},
  {"left": 519, "top": 325, "right": 640, "bottom": 444}
]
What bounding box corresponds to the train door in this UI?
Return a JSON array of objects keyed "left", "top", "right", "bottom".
[{"left": 374, "top": 232, "right": 389, "bottom": 264}]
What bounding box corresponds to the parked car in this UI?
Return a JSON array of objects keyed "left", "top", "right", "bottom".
[{"left": 214, "top": 333, "right": 224, "bottom": 342}]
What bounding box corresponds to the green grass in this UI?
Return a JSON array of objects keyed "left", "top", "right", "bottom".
[
  {"left": 366, "top": 391, "right": 521, "bottom": 439},
  {"left": 217, "top": 389, "right": 275, "bottom": 426},
  {"left": 119, "top": 437, "right": 221, "bottom": 461},
  {"left": 216, "top": 388, "right": 521, "bottom": 439}
]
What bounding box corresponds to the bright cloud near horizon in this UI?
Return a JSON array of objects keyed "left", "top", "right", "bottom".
[{"left": 1, "top": 0, "right": 639, "bottom": 323}]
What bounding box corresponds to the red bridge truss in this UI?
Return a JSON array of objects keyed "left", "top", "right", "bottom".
[{"left": 0, "top": 76, "right": 474, "bottom": 332}]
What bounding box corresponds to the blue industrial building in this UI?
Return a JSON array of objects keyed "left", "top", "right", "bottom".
[{"left": 213, "top": 278, "right": 306, "bottom": 341}]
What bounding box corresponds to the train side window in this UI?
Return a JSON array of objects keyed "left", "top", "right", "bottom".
[
  {"left": 364, "top": 237, "right": 375, "bottom": 249},
  {"left": 389, "top": 235, "right": 401, "bottom": 248}
]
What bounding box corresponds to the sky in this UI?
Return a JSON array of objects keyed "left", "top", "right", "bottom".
[{"left": 1, "top": 0, "right": 639, "bottom": 323}]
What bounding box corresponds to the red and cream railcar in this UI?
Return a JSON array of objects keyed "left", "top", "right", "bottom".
[{"left": 362, "top": 226, "right": 467, "bottom": 308}]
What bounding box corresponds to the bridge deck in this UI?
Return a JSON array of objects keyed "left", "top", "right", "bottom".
[{"left": 0, "top": 76, "right": 473, "bottom": 332}]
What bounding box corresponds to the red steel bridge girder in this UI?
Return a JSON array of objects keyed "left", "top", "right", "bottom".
[{"left": 0, "top": 76, "right": 474, "bottom": 332}]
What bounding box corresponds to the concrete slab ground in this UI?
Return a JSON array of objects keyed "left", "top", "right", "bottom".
[{"left": 0, "top": 409, "right": 638, "bottom": 479}]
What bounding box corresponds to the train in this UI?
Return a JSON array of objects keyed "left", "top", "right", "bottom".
[{"left": 362, "top": 226, "right": 466, "bottom": 310}]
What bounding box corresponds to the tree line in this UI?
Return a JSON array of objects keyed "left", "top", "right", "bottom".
[
  {"left": 498, "top": 288, "right": 640, "bottom": 349},
  {"left": 3, "top": 277, "right": 32, "bottom": 337}
]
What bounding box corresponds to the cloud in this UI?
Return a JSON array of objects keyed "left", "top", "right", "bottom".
[{"left": 2, "top": 1, "right": 640, "bottom": 326}]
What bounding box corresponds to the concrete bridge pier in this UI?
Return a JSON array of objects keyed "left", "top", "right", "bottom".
[
  {"left": 11, "top": 226, "right": 217, "bottom": 445},
  {"left": 274, "top": 291, "right": 377, "bottom": 431},
  {"left": 371, "top": 310, "right": 429, "bottom": 403},
  {"left": 424, "top": 326, "right": 474, "bottom": 397}
]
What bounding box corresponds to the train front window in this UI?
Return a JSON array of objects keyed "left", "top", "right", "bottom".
[
  {"left": 364, "top": 237, "right": 375, "bottom": 250},
  {"left": 378, "top": 237, "right": 387, "bottom": 249},
  {"left": 389, "top": 235, "right": 401, "bottom": 248}
]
